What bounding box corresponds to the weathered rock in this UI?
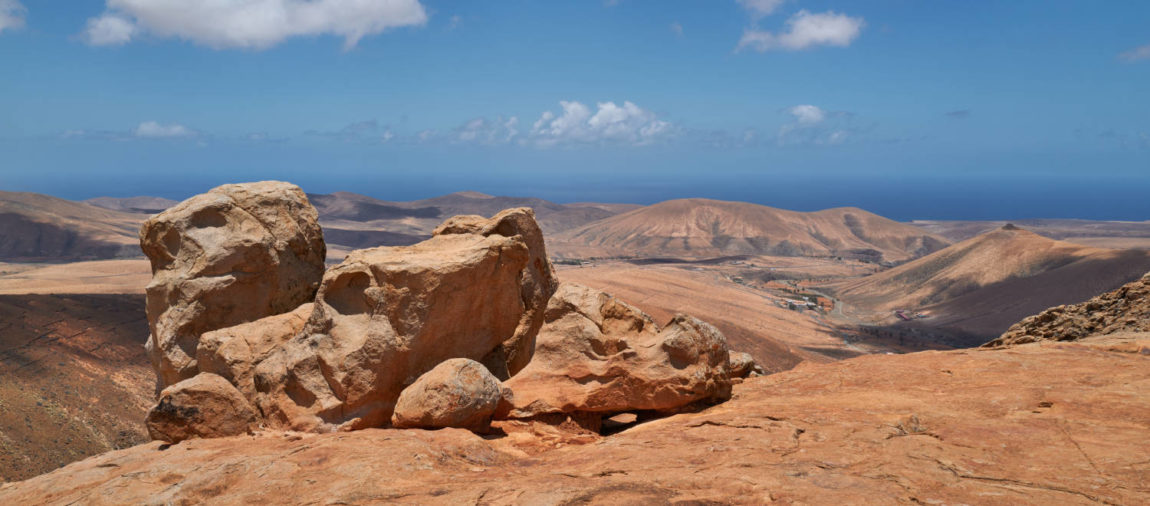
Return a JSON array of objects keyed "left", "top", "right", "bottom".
[
  {"left": 985, "top": 271, "right": 1150, "bottom": 348},
  {"left": 728, "top": 351, "right": 764, "bottom": 378},
  {"left": 145, "top": 373, "right": 257, "bottom": 444},
  {"left": 391, "top": 358, "right": 509, "bottom": 432},
  {"left": 253, "top": 208, "right": 557, "bottom": 431},
  {"left": 196, "top": 303, "right": 312, "bottom": 400},
  {"left": 503, "top": 283, "right": 732, "bottom": 419},
  {"left": 139, "top": 181, "right": 326, "bottom": 389}
]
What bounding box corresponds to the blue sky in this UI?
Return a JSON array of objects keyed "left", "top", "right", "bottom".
[{"left": 1, "top": 0, "right": 1148, "bottom": 220}]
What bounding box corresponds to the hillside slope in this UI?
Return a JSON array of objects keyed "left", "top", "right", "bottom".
[
  {"left": 0, "top": 294, "right": 152, "bottom": 482},
  {"left": 0, "top": 192, "right": 144, "bottom": 261},
  {"left": 310, "top": 191, "right": 629, "bottom": 250},
  {"left": 834, "top": 225, "right": 1150, "bottom": 338},
  {"left": 554, "top": 198, "right": 948, "bottom": 263}
]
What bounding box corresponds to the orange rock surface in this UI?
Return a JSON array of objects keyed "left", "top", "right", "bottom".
[{"left": 5, "top": 334, "right": 1146, "bottom": 504}]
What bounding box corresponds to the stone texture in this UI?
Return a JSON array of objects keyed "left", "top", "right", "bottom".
[
  {"left": 8, "top": 335, "right": 1149, "bottom": 505},
  {"left": 391, "top": 358, "right": 509, "bottom": 432},
  {"left": 139, "top": 181, "right": 325, "bottom": 389},
  {"left": 502, "top": 283, "right": 732, "bottom": 419},
  {"left": 196, "top": 303, "right": 312, "bottom": 400},
  {"left": 728, "top": 351, "right": 764, "bottom": 378},
  {"left": 252, "top": 208, "right": 557, "bottom": 431},
  {"left": 985, "top": 271, "right": 1150, "bottom": 348},
  {"left": 145, "top": 373, "right": 257, "bottom": 444}
]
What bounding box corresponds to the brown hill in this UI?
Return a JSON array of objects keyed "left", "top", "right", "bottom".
[
  {"left": 85, "top": 196, "right": 179, "bottom": 215},
  {"left": 0, "top": 294, "right": 152, "bottom": 482},
  {"left": 3, "top": 334, "right": 1146, "bottom": 504},
  {"left": 912, "top": 218, "right": 1150, "bottom": 247},
  {"left": 553, "top": 198, "right": 948, "bottom": 263},
  {"left": 0, "top": 192, "right": 145, "bottom": 261},
  {"left": 985, "top": 271, "right": 1150, "bottom": 347},
  {"left": 833, "top": 226, "right": 1150, "bottom": 340},
  {"left": 310, "top": 191, "right": 629, "bottom": 250}
]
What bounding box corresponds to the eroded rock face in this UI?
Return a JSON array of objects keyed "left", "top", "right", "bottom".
[
  {"left": 985, "top": 271, "right": 1150, "bottom": 348},
  {"left": 253, "top": 208, "right": 557, "bottom": 431},
  {"left": 197, "top": 303, "right": 313, "bottom": 400},
  {"left": 145, "top": 373, "right": 257, "bottom": 444},
  {"left": 503, "top": 283, "right": 732, "bottom": 419},
  {"left": 139, "top": 181, "right": 326, "bottom": 389},
  {"left": 391, "top": 359, "right": 509, "bottom": 432}
]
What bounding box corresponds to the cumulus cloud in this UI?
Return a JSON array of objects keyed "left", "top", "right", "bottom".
[
  {"left": 736, "top": 0, "right": 785, "bottom": 19},
  {"left": 83, "top": 14, "right": 137, "bottom": 46},
  {"left": 738, "top": 10, "right": 864, "bottom": 52},
  {"left": 777, "top": 104, "right": 855, "bottom": 146},
  {"left": 454, "top": 116, "right": 519, "bottom": 144},
  {"left": 1119, "top": 44, "right": 1150, "bottom": 62},
  {"left": 82, "top": 0, "right": 428, "bottom": 50},
  {"left": 134, "top": 121, "right": 196, "bottom": 138},
  {"left": 0, "top": 0, "right": 26, "bottom": 33},
  {"left": 529, "top": 101, "right": 674, "bottom": 147}
]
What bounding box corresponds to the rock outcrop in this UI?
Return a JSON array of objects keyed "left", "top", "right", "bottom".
[
  {"left": 196, "top": 303, "right": 313, "bottom": 399},
  {"left": 984, "top": 271, "right": 1150, "bottom": 348},
  {"left": 145, "top": 373, "right": 257, "bottom": 444},
  {"left": 503, "top": 283, "right": 732, "bottom": 420},
  {"left": 139, "top": 181, "right": 326, "bottom": 388},
  {"left": 250, "top": 207, "right": 557, "bottom": 431},
  {"left": 391, "top": 359, "right": 509, "bottom": 432}
]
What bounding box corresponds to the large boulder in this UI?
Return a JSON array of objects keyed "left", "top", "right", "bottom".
[
  {"left": 391, "top": 358, "right": 509, "bottom": 432},
  {"left": 503, "top": 283, "right": 732, "bottom": 420},
  {"left": 145, "top": 373, "right": 258, "bottom": 444},
  {"left": 139, "top": 181, "right": 326, "bottom": 389},
  {"left": 252, "top": 208, "right": 557, "bottom": 431}
]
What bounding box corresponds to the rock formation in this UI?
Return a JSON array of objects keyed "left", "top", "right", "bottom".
[
  {"left": 728, "top": 351, "right": 764, "bottom": 378},
  {"left": 984, "top": 271, "right": 1150, "bottom": 347},
  {"left": 145, "top": 373, "right": 257, "bottom": 443},
  {"left": 391, "top": 359, "right": 509, "bottom": 432},
  {"left": 503, "top": 283, "right": 732, "bottom": 421},
  {"left": 250, "top": 207, "right": 557, "bottom": 431},
  {"left": 139, "top": 181, "right": 326, "bottom": 388},
  {"left": 196, "top": 303, "right": 313, "bottom": 399}
]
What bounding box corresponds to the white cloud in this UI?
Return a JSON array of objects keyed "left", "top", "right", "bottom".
[
  {"left": 777, "top": 105, "right": 855, "bottom": 146},
  {"left": 1119, "top": 44, "right": 1150, "bottom": 62},
  {"left": 529, "top": 101, "right": 674, "bottom": 147},
  {"left": 83, "top": 14, "right": 137, "bottom": 46},
  {"left": 670, "top": 22, "right": 683, "bottom": 38},
  {"left": 0, "top": 0, "right": 26, "bottom": 33},
  {"left": 454, "top": 116, "right": 520, "bottom": 144},
  {"left": 736, "top": 0, "right": 785, "bottom": 19},
  {"left": 738, "top": 10, "right": 864, "bottom": 52},
  {"left": 134, "top": 121, "right": 196, "bottom": 138},
  {"left": 82, "top": 0, "right": 428, "bottom": 50},
  {"left": 448, "top": 15, "right": 462, "bottom": 30}
]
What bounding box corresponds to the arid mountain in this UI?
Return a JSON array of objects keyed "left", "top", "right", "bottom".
[
  {"left": 3, "top": 333, "right": 1146, "bottom": 504},
  {"left": 912, "top": 218, "right": 1150, "bottom": 249},
  {"left": 833, "top": 225, "right": 1150, "bottom": 339},
  {"left": 0, "top": 192, "right": 143, "bottom": 261},
  {"left": 85, "top": 196, "right": 179, "bottom": 215},
  {"left": 0, "top": 294, "right": 152, "bottom": 482},
  {"left": 553, "top": 198, "right": 949, "bottom": 263},
  {"left": 310, "top": 191, "right": 630, "bottom": 250},
  {"left": 985, "top": 271, "right": 1150, "bottom": 348}
]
